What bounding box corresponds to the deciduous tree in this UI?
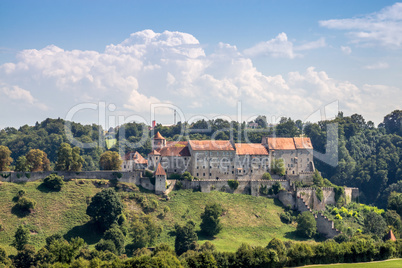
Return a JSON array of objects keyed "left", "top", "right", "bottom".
[
  {"left": 99, "top": 151, "right": 122, "bottom": 170},
  {"left": 26, "top": 149, "right": 51, "bottom": 172},
  {"left": 86, "top": 189, "right": 123, "bottom": 231},
  {"left": 0, "top": 145, "right": 12, "bottom": 171}
]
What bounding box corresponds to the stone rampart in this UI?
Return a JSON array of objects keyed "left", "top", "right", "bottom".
[{"left": 0, "top": 170, "right": 143, "bottom": 184}]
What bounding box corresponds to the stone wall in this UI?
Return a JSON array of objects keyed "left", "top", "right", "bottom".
[
  {"left": 296, "top": 196, "right": 341, "bottom": 238},
  {"left": 296, "top": 187, "right": 359, "bottom": 211},
  {"left": 180, "top": 179, "right": 290, "bottom": 196},
  {"left": 0, "top": 170, "right": 143, "bottom": 184}
]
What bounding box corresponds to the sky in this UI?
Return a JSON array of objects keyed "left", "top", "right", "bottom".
[{"left": 0, "top": 0, "right": 401, "bottom": 129}]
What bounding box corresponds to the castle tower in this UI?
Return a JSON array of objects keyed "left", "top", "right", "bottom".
[
  {"left": 152, "top": 131, "right": 166, "bottom": 150},
  {"left": 154, "top": 163, "right": 167, "bottom": 194}
]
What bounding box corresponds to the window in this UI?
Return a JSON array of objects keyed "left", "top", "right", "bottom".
[
  {"left": 203, "top": 173, "right": 205, "bottom": 176},
  {"left": 197, "top": 173, "right": 199, "bottom": 176},
  {"left": 209, "top": 173, "right": 211, "bottom": 176}
]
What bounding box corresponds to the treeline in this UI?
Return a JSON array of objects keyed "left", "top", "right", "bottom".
[
  {"left": 2, "top": 232, "right": 402, "bottom": 267},
  {"left": 1, "top": 110, "right": 402, "bottom": 206}
]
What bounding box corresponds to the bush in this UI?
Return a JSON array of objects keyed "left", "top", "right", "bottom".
[
  {"left": 297, "top": 211, "right": 317, "bottom": 238},
  {"left": 43, "top": 174, "right": 64, "bottom": 191},
  {"left": 16, "top": 197, "right": 36, "bottom": 211},
  {"left": 280, "top": 212, "right": 293, "bottom": 224},
  {"left": 272, "top": 182, "right": 283, "bottom": 195},
  {"left": 176, "top": 181, "right": 183, "bottom": 190},
  {"left": 228, "top": 180, "right": 239, "bottom": 190},
  {"left": 17, "top": 189, "right": 26, "bottom": 198},
  {"left": 316, "top": 188, "right": 323, "bottom": 202},
  {"left": 262, "top": 172, "right": 272, "bottom": 180},
  {"left": 259, "top": 185, "right": 269, "bottom": 195}
]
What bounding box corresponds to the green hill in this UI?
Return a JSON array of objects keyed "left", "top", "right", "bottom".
[{"left": 0, "top": 179, "right": 305, "bottom": 255}]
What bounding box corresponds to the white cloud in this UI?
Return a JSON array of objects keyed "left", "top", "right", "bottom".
[
  {"left": 0, "top": 29, "right": 399, "bottom": 125},
  {"left": 341, "top": 46, "right": 352, "bottom": 54},
  {"left": 363, "top": 62, "right": 389, "bottom": 70},
  {"left": 0, "top": 83, "right": 47, "bottom": 110},
  {"left": 320, "top": 2, "right": 402, "bottom": 48},
  {"left": 243, "top": 32, "right": 297, "bottom": 58},
  {"left": 243, "top": 33, "right": 325, "bottom": 58}
]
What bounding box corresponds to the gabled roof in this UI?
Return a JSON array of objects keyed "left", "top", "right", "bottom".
[
  {"left": 124, "top": 151, "right": 148, "bottom": 164},
  {"left": 153, "top": 131, "right": 165, "bottom": 140},
  {"left": 385, "top": 229, "right": 397, "bottom": 241},
  {"left": 155, "top": 163, "right": 166, "bottom": 176},
  {"left": 266, "top": 137, "right": 296, "bottom": 150},
  {"left": 159, "top": 141, "right": 191, "bottom": 157},
  {"left": 293, "top": 137, "right": 313, "bottom": 150},
  {"left": 235, "top": 143, "right": 268, "bottom": 155},
  {"left": 149, "top": 150, "right": 161, "bottom": 155},
  {"left": 189, "top": 140, "right": 235, "bottom": 151}
]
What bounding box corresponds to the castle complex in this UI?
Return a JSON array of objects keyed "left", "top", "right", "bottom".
[{"left": 122, "top": 132, "right": 315, "bottom": 181}]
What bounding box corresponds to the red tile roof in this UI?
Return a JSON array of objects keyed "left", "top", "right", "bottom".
[
  {"left": 235, "top": 143, "right": 268, "bottom": 155},
  {"left": 155, "top": 163, "right": 166, "bottom": 176},
  {"left": 154, "top": 131, "right": 165, "bottom": 140},
  {"left": 266, "top": 138, "right": 296, "bottom": 150},
  {"left": 293, "top": 137, "right": 313, "bottom": 150},
  {"left": 149, "top": 150, "right": 161, "bottom": 155},
  {"left": 189, "top": 140, "right": 235, "bottom": 151},
  {"left": 159, "top": 144, "right": 191, "bottom": 157}
]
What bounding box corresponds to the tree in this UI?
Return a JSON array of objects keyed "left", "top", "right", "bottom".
[
  {"left": 388, "top": 192, "right": 402, "bottom": 217},
  {"left": 262, "top": 172, "right": 272, "bottom": 180},
  {"left": 383, "top": 110, "right": 402, "bottom": 136},
  {"left": 95, "top": 239, "right": 117, "bottom": 255},
  {"left": 103, "top": 225, "right": 125, "bottom": 255},
  {"left": 200, "top": 203, "right": 223, "bottom": 237},
  {"left": 0, "top": 145, "right": 12, "bottom": 171},
  {"left": 86, "top": 189, "right": 123, "bottom": 231},
  {"left": 266, "top": 238, "right": 287, "bottom": 265},
  {"left": 12, "top": 225, "right": 30, "bottom": 250},
  {"left": 271, "top": 158, "right": 286, "bottom": 176},
  {"left": 364, "top": 211, "right": 387, "bottom": 237},
  {"left": 175, "top": 221, "right": 198, "bottom": 256},
  {"left": 0, "top": 246, "right": 11, "bottom": 267},
  {"left": 42, "top": 174, "right": 64, "bottom": 191},
  {"left": 13, "top": 244, "right": 36, "bottom": 268},
  {"left": 99, "top": 151, "right": 122, "bottom": 170},
  {"left": 55, "top": 143, "right": 84, "bottom": 171},
  {"left": 296, "top": 212, "right": 317, "bottom": 238},
  {"left": 15, "top": 156, "right": 30, "bottom": 172},
  {"left": 26, "top": 149, "right": 51, "bottom": 172}
]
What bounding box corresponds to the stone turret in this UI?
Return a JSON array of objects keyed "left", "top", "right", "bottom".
[
  {"left": 152, "top": 131, "right": 166, "bottom": 150},
  {"left": 155, "top": 163, "right": 167, "bottom": 194}
]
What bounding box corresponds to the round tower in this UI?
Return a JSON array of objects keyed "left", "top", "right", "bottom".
[{"left": 152, "top": 131, "right": 166, "bottom": 150}]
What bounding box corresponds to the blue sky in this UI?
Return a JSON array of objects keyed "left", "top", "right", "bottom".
[{"left": 1, "top": 0, "right": 401, "bottom": 128}]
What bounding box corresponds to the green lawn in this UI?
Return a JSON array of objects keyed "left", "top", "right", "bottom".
[{"left": 302, "top": 259, "right": 402, "bottom": 268}]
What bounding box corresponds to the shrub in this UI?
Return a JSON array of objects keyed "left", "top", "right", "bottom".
[
  {"left": 272, "top": 182, "right": 283, "bottom": 195},
  {"left": 262, "top": 172, "right": 272, "bottom": 180},
  {"left": 17, "top": 189, "right": 26, "bottom": 198},
  {"left": 43, "top": 174, "right": 64, "bottom": 191},
  {"left": 228, "top": 180, "right": 239, "bottom": 190},
  {"left": 316, "top": 188, "right": 323, "bottom": 202},
  {"left": 16, "top": 197, "right": 36, "bottom": 211},
  {"left": 259, "top": 185, "right": 269, "bottom": 195},
  {"left": 176, "top": 181, "right": 183, "bottom": 190},
  {"left": 280, "top": 212, "right": 293, "bottom": 224}
]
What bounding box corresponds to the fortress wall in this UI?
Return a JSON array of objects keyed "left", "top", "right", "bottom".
[
  {"left": 1, "top": 170, "right": 143, "bottom": 184},
  {"left": 296, "top": 187, "right": 358, "bottom": 211},
  {"left": 278, "top": 190, "right": 296, "bottom": 209}
]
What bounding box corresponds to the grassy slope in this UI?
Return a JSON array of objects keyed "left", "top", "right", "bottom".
[
  {"left": 149, "top": 190, "right": 305, "bottom": 252},
  {"left": 303, "top": 259, "right": 402, "bottom": 268},
  {"left": 0, "top": 180, "right": 304, "bottom": 255},
  {"left": 0, "top": 180, "right": 102, "bottom": 255}
]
